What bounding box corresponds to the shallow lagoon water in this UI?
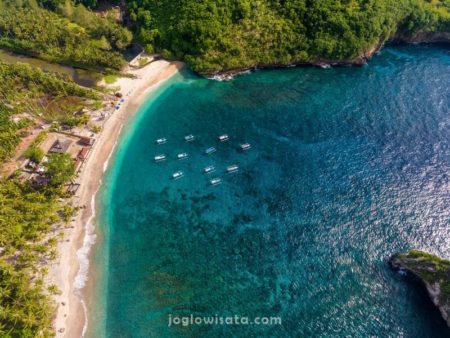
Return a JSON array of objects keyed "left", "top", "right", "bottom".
[{"left": 91, "top": 44, "right": 450, "bottom": 337}]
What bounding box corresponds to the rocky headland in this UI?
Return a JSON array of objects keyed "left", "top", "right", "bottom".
[{"left": 390, "top": 250, "right": 450, "bottom": 328}]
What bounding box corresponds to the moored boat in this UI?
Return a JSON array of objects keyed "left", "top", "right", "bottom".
[
  {"left": 226, "top": 164, "right": 239, "bottom": 173},
  {"left": 210, "top": 178, "right": 222, "bottom": 186},
  {"left": 177, "top": 152, "right": 188, "bottom": 160},
  {"left": 154, "top": 154, "right": 166, "bottom": 162},
  {"left": 156, "top": 138, "right": 167, "bottom": 145},
  {"left": 172, "top": 170, "right": 184, "bottom": 179},
  {"left": 240, "top": 143, "right": 251, "bottom": 151},
  {"left": 219, "top": 134, "right": 229, "bottom": 142},
  {"left": 205, "top": 147, "right": 216, "bottom": 155},
  {"left": 204, "top": 165, "right": 215, "bottom": 173},
  {"left": 184, "top": 134, "right": 195, "bottom": 142}
]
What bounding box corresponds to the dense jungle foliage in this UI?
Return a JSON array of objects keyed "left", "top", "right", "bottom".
[
  {"left": 0, "top": 0, "right": 132, "bottom": 70},
  {"left": 0, "top": 61, "right": 99, "bottom": 125},
  {"left": 125, "top": 0, "right": 450, "bottom": 72},
  {"left": 1, "top": 0, "right": 449, "bottom": 73},
  {"left": 0, "top": 62, "right": 91, "bottom": 336}
]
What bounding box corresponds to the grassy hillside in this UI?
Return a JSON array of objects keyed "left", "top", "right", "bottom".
[{"left": 125, "top": 0, "right": 450, "bottom": 73}]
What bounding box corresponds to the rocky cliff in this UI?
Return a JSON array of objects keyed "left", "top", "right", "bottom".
[{"left": 390, "top": 250, "right": 450, "bottom": 328}]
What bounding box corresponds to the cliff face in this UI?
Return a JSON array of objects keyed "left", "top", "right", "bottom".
[
  {"left": 206, "top": 30, "right": 449, "bottom": 78},
  {"left": 389, "top": 250, "right": 450, "bottom": 328},
  {"left": 393, "top": 31, "right": 450, "bottom": 44}
]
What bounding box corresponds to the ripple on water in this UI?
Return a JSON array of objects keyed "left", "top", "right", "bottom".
[{"left": 93, "top": 44, "right": 450, "bottom": 338}]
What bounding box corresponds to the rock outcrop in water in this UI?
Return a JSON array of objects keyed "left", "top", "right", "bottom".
[{"left": 389, "top": 250, "right": 450, "bottom": 328}]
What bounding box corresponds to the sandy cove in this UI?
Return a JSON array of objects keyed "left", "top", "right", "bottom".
[{"left": 48, "top": 59, "right": 184, "bottom": 338}]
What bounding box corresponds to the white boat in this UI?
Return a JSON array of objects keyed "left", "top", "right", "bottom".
[
  {"left": 177, "top": 152, "right": 188, "bottom": 160},
  {"left": 184, "top": 134, "right": 195, "bottom": 142},
  {"left": 319, "top": 63, "right": 331, "bottom": 69},
  {"left": 154, "top": 154, "right": 166, "bottom": 162},
  {"left": 204, "top": 165, "right": 215, "bottom": 173},
  {"left": 156, "top": 138, "right": 167, "bottom": 145},
  {"left": 210, "top": 178, "right": 222, "bottom": 186},
  {"left": 226, "top": 164, "right": 239, "bottom": 173},
  {"left": 205, "top": 147, "right": 216, "bottom": 155},
  {"left": 240, "top": 143, "right": 251, "bottom": 151},
  {"left": 172, "top": 170, "right": 184, "bottom": 179},
  {"left": 219, "top": 134, "right": 229, "bottom": 142}
]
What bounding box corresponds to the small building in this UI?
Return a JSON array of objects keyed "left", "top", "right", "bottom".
[
  {"left": 77, "top": 147, "right": 90, "bottom": 161},
  {"left": 66, "top": 183, "right": 80, "bottom": 195},
  {"left": 31, "top": 174, "right": 50, "bottom": 187},
  {"left": 79, "top": 136, "right": 95, "bottom": 147},
  {"left": 74, "top": 158, "right": 83, "bottom": 173},
  {"left": 49, "top": 139, "right": 72, "bottom": 154}
]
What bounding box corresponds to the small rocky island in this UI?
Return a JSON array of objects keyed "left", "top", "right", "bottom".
[{"left": 390, "top": 250, "right": 450, "bottom": 327}]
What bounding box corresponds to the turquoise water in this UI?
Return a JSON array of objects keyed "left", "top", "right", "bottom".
[{"left": 91, "top": 44, "right": 450, "bottom": 337}]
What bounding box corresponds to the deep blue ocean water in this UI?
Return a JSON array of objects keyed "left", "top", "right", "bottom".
[{"left": 90, "top": 44, "right": 450, "bottom": 337}]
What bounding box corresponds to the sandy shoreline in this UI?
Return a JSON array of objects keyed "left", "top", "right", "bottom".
[{"left": 47, "top": 59, "right": 184, "bottom": 338}]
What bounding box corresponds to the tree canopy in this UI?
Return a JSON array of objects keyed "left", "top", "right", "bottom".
[
  {"left": 45, "top": 153, "right": 75, "bottom": 187},
  {"left": 125, "top": 0, "right": 450, "bottom": 73},
  {"left": 0, "top": 0, "right": 132, "bottom": 71}
]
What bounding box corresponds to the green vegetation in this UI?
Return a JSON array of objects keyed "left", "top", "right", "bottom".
[
  {"left": 126, "top": 0, "right": 450, "bottom": 73},
  {"left": 0, "top": 59, "right": 94, "bottom": 337},
  {"left": 138, "top": 57, "right": 150, "bottom": 67},
  {"left": 45, "top": 153, "right": 75, "bottom": 186},
  {"left": 104, "top": 74, "right": 118, "bottom": 84},
  {"left": 0, "top": 158, "right": 75, "bottom": 336},
  {"left": 0, "top": 105, "right": 21, "bottom": 163},
  {"left": 1, "top": 1, "right": 449, "bottom": 336},
  {"left": 2, "top": 0, "right": 448, "bottom": 74},
  {"left": 0, "top": 0, "right": 132, "bottom": 71},
  {"left": 0, "top": 61, "right": 99, "bottom": 123},
  {"left": 0, "top": 177, "right": 72, "bottom": 337},
  {"left": 90, "top": 124, "right": 102, "bottom": 133},
  {"left": 24, "top": 147, "right": 45, "bottom": 163},
  {"left": 23, "top": 131, "right": 47, "bottom": 164},
  {"left": 0, "top": 140, "right": 75, "bottom": 336}
]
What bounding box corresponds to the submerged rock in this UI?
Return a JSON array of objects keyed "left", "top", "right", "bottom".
[{"left": 389, "top": 250, "right": 450, "bottom": 327}]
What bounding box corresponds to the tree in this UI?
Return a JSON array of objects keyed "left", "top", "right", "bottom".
[
  {"left": 24, "top": 147, "right": 44, "bottom": 163},
  {"left": 45, "top": 153, "right": 75, "bottom": 186}
]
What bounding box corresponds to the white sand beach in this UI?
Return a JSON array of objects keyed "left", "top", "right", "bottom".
[{"left": 47, "top": 59, "right": 184, "bottom": 337}]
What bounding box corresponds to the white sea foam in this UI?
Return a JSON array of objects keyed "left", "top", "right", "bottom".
[
  {"left": 74, "top": 121, "right": 124, "bottom": 336},
  {"left": 208, "top": 70, "right": 251, "bottom": 81},
  {"left": 207, "top": 74, "right": 234, "bottom": 81},
  {"left": 74, "top": 194, "right": 97, "bottom": 290},
  {"left": 74, "top": 193, "right": 97, "bottom": 337},
  {"left": 80, "top": 298, "right": 89, "bottom": 337},
  {"left": 103, "top": 124, "right": 123, "bottom": 172}
]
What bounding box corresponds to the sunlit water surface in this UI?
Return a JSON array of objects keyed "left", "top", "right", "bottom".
[{"left": 90, "top": 44, "right": 450, "bottom": 337}]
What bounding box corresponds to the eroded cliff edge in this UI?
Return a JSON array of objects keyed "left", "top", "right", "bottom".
[
  {"left": 389, "top": 250, "right": 450, "bottom": 328},
  {"left": 205, "top": 31, "right": 450, "bottom": 78}
]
